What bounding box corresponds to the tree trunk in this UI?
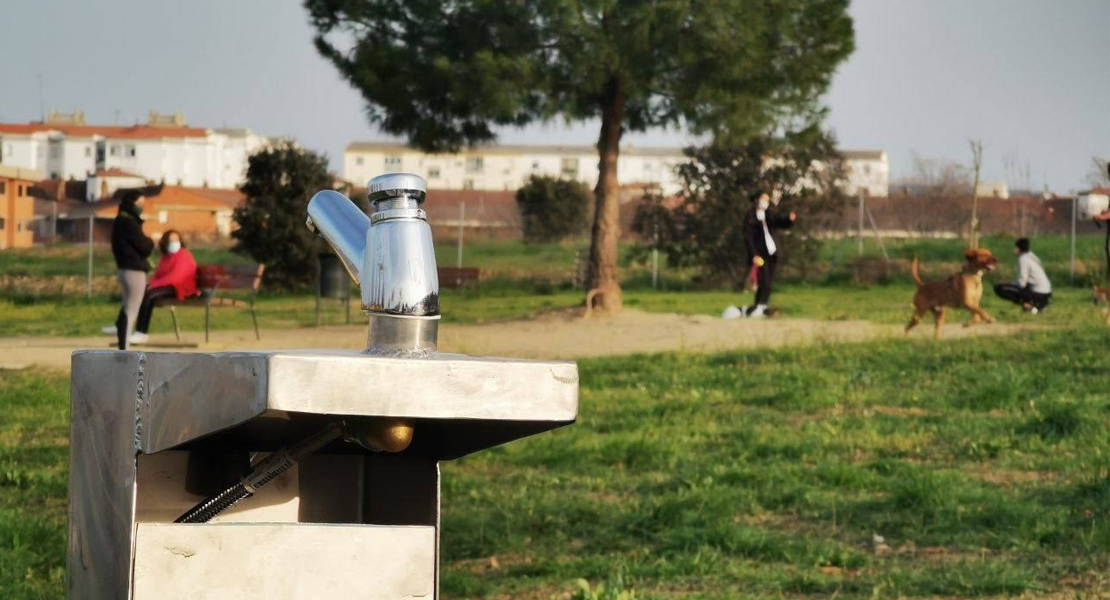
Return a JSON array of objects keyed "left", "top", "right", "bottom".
[{"left": 585, "top": 75, "right": 625, "bottom": 314}]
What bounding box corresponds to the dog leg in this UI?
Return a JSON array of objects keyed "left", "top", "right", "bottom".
[
  {"left": 905, "top": 309, "right": 925, "bottom": 335},
  {"left": 976, "top": 307, "right": 994, "bottom": 324},
  {"left": 964, "top": 312, "right": 981, "bottom": 328},
  {"left": 932, "top": 307, "right": 945, "bottom": 339}
]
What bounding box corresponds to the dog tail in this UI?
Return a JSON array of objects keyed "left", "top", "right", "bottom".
[{"left": 910, "top": 253, "right": 924, "bottom": 287}]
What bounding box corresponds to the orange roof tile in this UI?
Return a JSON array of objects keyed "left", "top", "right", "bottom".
[
  {"left": 94, "top": 168, "right": 144, "bottom": 178},
  {"left": 0, "top": 122, "right": 208, "bottom": 139}
]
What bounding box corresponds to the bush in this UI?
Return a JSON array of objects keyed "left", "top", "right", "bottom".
[
  {"left": 633, "top": 124, "right": 848, "bottom": 287},
  {"left": 515, "top": 175, "right": 590, "bottom": 242},
  {"left": 232, "top": 142, "right": 332, "bottom": 290}
]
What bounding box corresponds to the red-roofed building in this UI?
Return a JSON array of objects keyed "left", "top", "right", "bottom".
[
  {"left": 0, "top": 111, "right": 274, "bottom": 189},
  {"left": 33, "top": 184, "right": 246, "bottom": 244}
]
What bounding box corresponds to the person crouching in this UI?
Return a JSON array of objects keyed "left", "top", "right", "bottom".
[{"left": 993, "top": 237, "right": 1052, "bottom": 314}]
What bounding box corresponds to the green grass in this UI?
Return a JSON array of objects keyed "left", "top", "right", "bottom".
[
  {"left": 2, "top": 326, "right": 1108, "bottom": 598},
  {"left": 1, "top": 282, "right": 1104, "bottom": 339}
]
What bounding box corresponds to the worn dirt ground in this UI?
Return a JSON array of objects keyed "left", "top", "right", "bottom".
[{"left": 0, "top": 309, "right": 1044, "bottom": 370}]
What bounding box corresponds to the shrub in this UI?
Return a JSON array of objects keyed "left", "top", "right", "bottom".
[
  {"left": 232, "top": 142, "right": 332, "bottom": 290},
  {"left": 515, "top": 175, "right": 590, "bottom": 243}
]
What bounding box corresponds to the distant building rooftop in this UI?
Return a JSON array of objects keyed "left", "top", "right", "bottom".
[{"left": 0, "top": 122, "right": 208, "bottom": 139}]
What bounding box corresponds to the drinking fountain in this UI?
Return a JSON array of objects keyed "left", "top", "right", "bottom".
[{"left": 66, "top": 173, "right": 579, "bottom": 599}]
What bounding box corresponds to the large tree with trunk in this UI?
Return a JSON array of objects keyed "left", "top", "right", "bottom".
[{"left": 305, "top": 0, "right": 854, "bottom": 313}]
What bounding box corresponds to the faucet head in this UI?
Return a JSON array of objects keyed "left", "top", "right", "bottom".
[{"left": 368, "top": 172, "right": 427, "bottom": 206}]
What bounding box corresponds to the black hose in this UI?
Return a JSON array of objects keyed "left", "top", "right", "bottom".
[{"left": 175, "top": 423, "right": 343, "bottom": 523}]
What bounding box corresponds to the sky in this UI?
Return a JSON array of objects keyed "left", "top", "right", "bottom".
[{"left": 2, "top": 0, "right": 1107, "bottom": 192}]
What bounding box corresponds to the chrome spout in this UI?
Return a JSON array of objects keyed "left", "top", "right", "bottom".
[
  {"left": 306, "top": 190, "right": 370, "bottom": 285},
  {"left": 307, "top": 173, "right": 440, "bottom": 354}
]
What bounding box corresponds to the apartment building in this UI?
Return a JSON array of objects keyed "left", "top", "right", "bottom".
[
  {"left": 0, "top": 111, "right": 272, "bottom": 189},
  {"left": 0, "top": 165, "right": 43, "bottom": 249},
  {"left": 345, "top": 142, "right": 890, "bottom": 197}
]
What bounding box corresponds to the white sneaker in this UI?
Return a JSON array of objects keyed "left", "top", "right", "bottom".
[
  {"left": 748, "top": 304, "right": 768, "bottom": 318},
  {"left": 1030, "top": 307, "right": 1039, "bottom": 315},
  {"left": 722, "top": 305, "right": 742, "bottom": 319},
  {"left": 129, "top": 332, "right": 149, "bottom": 344},
  {"left": 101, "top": 325, "right": 118, "bottom": 335}
]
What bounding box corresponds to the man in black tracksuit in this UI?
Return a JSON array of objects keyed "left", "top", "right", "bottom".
[{"left": 742, "top": 192, "right": 796, "bottom": 317}]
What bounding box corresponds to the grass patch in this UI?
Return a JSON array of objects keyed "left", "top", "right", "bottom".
[{"left": 1, "top": 313, "right": 1108, "bottom": 598}]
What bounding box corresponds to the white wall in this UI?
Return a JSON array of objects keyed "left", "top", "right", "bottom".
[
  {"left": 346, "top": 144, "right": 882, "bottom": 198},
  {"left": 0, "top": 128, "right": 269, "bottom": 189},
  {"left": 345, "top": 146, "right": 686, "bottom": 194}
]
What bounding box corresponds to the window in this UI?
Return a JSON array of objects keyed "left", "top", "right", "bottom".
[
  {"left": 49, "top": 146, "right": 61, "bottom": 159},
  {"left": 355, "top": 156, "right": 364, "bottom": 166},
  {"left": 428, "top": 166, "right": 441, "bottom": 179},
  {"left": 110, "top": 145, "right": 119, "bottom": 156},
  {"left": 384, "top": 155, "right": 402, "bottom": 169},
  {"left": 863, "top": 164, "right": 872, "bottom": 175},
  {"left": 560, "top": 157, "right": 579, "bottom": 177},
  {"left": 51, "top": 172, "right": 59, "bottom": 179},
  {"left": 0, "top": 217, "right": 5, "bottom": 229},
  {"left": 463, "top": 179, "right": 475, "bottom": 190},
  {"left": 17, "top": 185, "right": 23, "bottom": 197},
  {"left": 127, "top": 145, "right": 136, "bottom": 157},
  {"left": 85, "top": 146, "right": 92, "bottom": 157},
  {"left": 17, "top": 221, "right": 23, "bottom": 232},
  {"left": 531, "top": 160, "right": 540, "bottom": 170},
  {"left": 0, "top": 181, "right": 5, "bottom": 194},
  {"left": 465, "top": 156, "right": 484, "bottom": 174},
  {"left": 158, "top": 210, "right": 169, "bottom": 224}
]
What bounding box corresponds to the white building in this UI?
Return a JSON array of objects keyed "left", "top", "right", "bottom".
[
  {"left": 345, "top": 142, "right": 890, "bottom": 197},
  {"left": 0, "top": 112, "right": 272, "bottom": 189},
  {"left": 1077, "top": 187, "right": 1110, "bottom": 220}
]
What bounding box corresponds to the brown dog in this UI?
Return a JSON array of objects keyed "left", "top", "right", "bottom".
[
  {"left": 905, "top": 248, "right": 998, "bottom": 339},
  {"left": 1094, "top": 285, "right": 1110, "bottom": 325}
]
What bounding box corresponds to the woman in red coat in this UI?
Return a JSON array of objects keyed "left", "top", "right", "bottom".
[{"left": 130, "top": 230, "right": 198, "bottom": 342}]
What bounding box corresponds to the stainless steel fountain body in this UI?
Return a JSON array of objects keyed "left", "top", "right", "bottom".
[
  {"left": 307, "top": 173, "right": 439, "bottom": 354},
  {"left": 66, "top": 174, "right": 579, "bottom": 600}
]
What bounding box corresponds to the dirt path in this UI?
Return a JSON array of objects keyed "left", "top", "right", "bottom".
[{"left": 0, "top": 309, "right": 1044, "bottom": 371}]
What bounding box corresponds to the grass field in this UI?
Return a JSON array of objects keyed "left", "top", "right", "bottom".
[
  {"left": 1, "top": 234, "right": 1107, "bottom": 338},
  {"left": 2, "top": 326, "right": 1108, "bottom": 598}
]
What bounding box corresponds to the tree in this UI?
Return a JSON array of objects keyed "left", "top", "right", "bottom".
[
  {"left": 968, "top": 139, "right": 984, "bottom": 248},
  {"left": 1085, "top": 156, "right": 1110, "bottom": 188},
  {"left": 233, "top": 142, "right": 332, "bottom": 290},
  {"left": 306, "top": 0, "right": 855, "bottom": 313},
  {"left": 633, "top": 124, "right": 847, "bottom": 287},
  {"left": 516, "top": 175, "right": 591, "bottom": 242}
]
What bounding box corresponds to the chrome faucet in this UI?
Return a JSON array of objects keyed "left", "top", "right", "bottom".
[{"left": 307, "top": 173, "right": 439, "bottom": 355}]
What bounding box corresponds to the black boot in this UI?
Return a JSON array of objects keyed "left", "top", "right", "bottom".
[{"left": 115, "top": 309, "right": 128, "bottom": 350}]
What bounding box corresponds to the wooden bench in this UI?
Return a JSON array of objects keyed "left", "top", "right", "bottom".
[
  {"left": 438, "top": 266, "right": 481, "bottom": 289},
  {"left": 155, "top": 264, "right": 265, "bottom": 343}
]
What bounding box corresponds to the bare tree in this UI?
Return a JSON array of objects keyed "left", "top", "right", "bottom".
[
  {"left": 968, "top": 139, "right": 984, "bottom": 248},
  {"left": 893, "top": 152, "right": 972, "bottom": 197},
  {"left": 1084, "top": 157, "right": 1110, "bottom": 188}
]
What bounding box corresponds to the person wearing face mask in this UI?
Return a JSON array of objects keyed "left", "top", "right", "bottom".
[
  {"left": 106, "top": 190, "right": 155, "bottom": 349},
  {"left": 129, "top": 229, "right": 199, "bottom": 342},
  {"left": 740, "top": 191, "right": 796, "bottom": 318}
]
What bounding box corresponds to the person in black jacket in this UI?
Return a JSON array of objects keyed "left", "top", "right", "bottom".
[
  {"left": 107, "top": 190, "right": 154, "bottom": 349},
  {"left": 741, "top": 192, "right": 796, "bottom": 317}
]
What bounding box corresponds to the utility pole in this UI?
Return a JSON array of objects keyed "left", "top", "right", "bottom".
[
  {"left": 1070, "top": 195, "right": 1077, "bottom": 284},
  {"left": 38, "top": 74, "right": 45, "bottom": 121},
  {"left": 87, "top": 215, "right": 94, "bottom": 298},
  {"left": 456, "top": 202, "right": 465, "bottom": 287},
  {"left": 968, "top": 139, "right": 984, "bottom": 248}
]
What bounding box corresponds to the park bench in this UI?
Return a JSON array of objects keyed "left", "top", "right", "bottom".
[
  {"left": 438, "top": 266, "right": 481, "bottom": 290},
  {"left": 155, "top": 263, "right": 265, "bottom": 343}
]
